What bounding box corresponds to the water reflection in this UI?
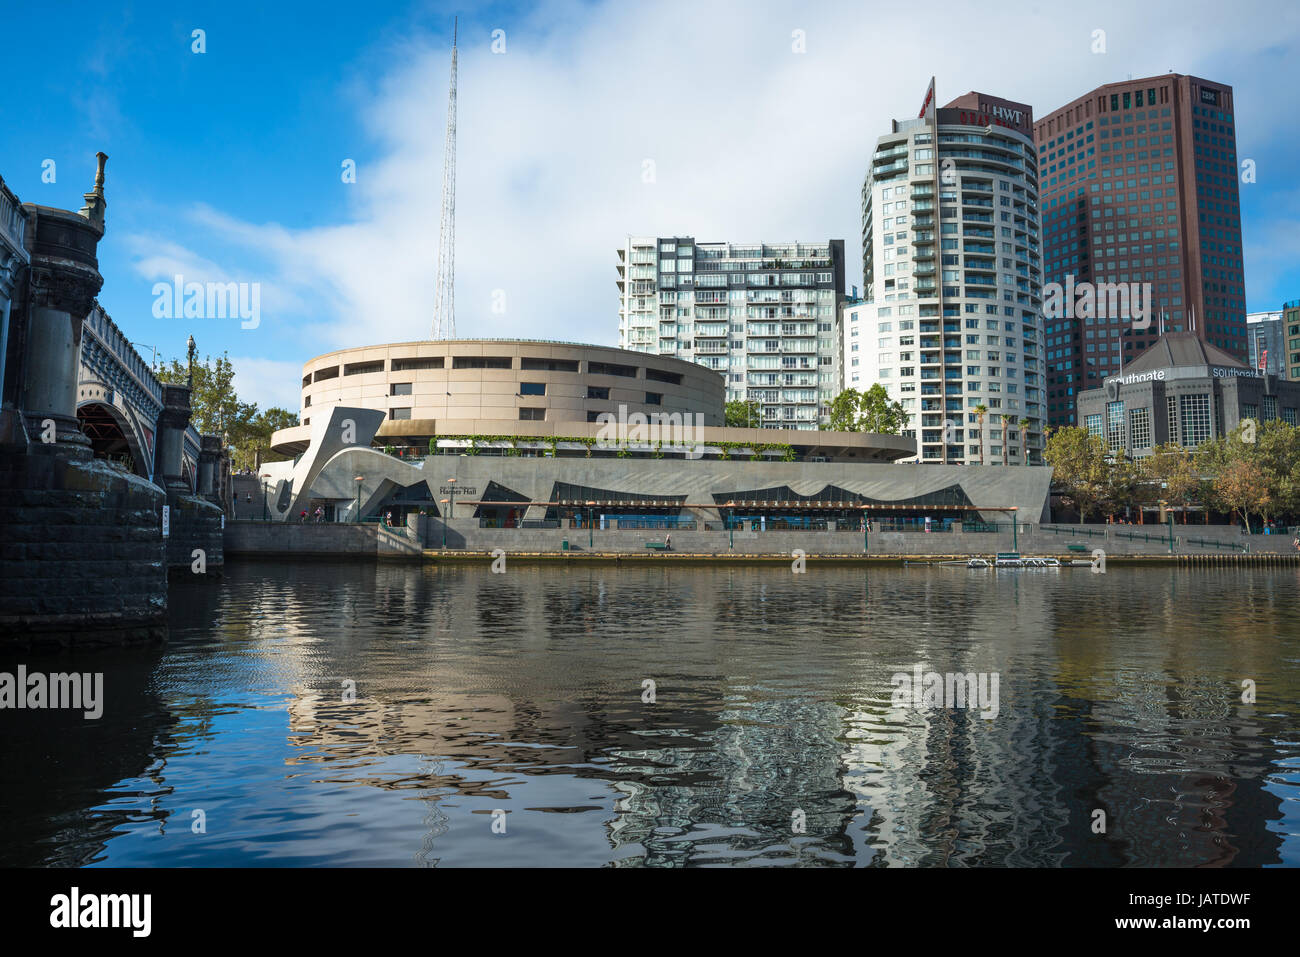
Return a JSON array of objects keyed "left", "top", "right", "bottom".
[{"left": 1, "top": 562, "right": 1295, "bottom": 866}]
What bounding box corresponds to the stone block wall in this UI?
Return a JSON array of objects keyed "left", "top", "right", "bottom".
[
  {"left": 166, "top": 493, "right": 225, "bottom": 579},
  {"left": 0, "top": 448, "right": 167, "bottom": 650}
]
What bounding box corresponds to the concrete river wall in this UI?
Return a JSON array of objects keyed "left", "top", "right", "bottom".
[{"left": 225, "top": 517, "right": 1300, "bottom": 562}]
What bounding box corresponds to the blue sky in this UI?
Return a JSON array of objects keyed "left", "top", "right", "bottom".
[{"left": 3, "top": 0, "right": 1298, "bottom": 411}]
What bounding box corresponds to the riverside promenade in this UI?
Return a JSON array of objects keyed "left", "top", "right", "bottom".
[{"left": 224, "top": 516, "right": 1300, "bottom": 564}]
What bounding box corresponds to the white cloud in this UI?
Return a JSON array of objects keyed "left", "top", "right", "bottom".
[
  {"left": 225, "top": 357, "right": 304, "bottom": 413},
  {"left": 124, "top": 0, "right": 1300, "bottom": 409}
]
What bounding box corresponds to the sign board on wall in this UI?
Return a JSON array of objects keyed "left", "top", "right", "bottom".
[{"left": 162, "top": 505, "right": 170, "bottom": 538}]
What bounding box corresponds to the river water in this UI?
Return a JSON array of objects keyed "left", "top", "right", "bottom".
[{"left": 3, "top": 560, "right": 1297, "bottom": 867}]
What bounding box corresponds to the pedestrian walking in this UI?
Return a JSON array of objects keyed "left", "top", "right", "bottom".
[{"left": 665, "top": 532, "right": 672, "bottom": 550}]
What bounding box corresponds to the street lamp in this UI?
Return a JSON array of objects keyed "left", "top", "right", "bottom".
[
  {"left": 586, "top": 500, "right": 595, "bottom": 549},
  {"left": 186, "top": 335, "right": 197, "bottom": 388},
  {"left": 354, "top": 475, "right": 364, "bottom": 523},
  {"left": 445, "top": 478, "right": 456, "bottom": 518},
  {"left": 439, "top": 499, "right": 449, "bottom": 548}
]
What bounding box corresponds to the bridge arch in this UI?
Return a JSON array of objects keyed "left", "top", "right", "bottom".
[{"left": 76, "top": 398, "right": 150, "bottom": 478}]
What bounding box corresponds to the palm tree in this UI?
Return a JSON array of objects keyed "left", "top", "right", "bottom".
[
  {"left": 1018, "top": 418, "right": 1031, "bottom": 465},
  {"left": 1000, "top": 414, "right": 1012, "bottom": 466},
  {"left": 973, "top": 404, "right": 987, "bottom": 466}
]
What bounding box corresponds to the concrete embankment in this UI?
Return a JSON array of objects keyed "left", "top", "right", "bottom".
[{"left": 225, "top": 518, "right": 1300, "bottom": 565}]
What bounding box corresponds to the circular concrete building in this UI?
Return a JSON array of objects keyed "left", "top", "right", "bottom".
[{"left": 276, "top": 339, "right": 725, "bottom": 454}]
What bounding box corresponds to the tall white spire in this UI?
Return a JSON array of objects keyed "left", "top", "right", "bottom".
[{"left": 431, "top": 17, "right": 458, "bottom": 340}]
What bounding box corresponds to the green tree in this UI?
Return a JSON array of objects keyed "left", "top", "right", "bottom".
[
  {"left": 1043, "top": 425, "right": 1110, "bottom": 524},
  {"left": 157, "top": 351, "right": 298, "bottom": 470},
  {"left": 1253, "top": 419, "right": 1300, "bottom": 524},
  {"left": 973, "top": 404, "right": 988, "bottom": 466},
  {"left": 828, "top": 389, "right": 863, "bottom": 432},
  {"left": 826, "top": 385, "right": 908, "bottom": 434},
  {"left": 999, "top": 414, "right": 1012, "bottom": 466},
  {"left": 156, "top": 352, "right": 250, "bottom": 436},
  {"left": 1017, "top": 417, "right": 1030, "bottom": 465},
  {"left": 857, "top": 384, "right": 909, "bottom": 434},
  {"left": 1146, "top": 443, "right": 1201, "bottom": 523},
  {"left": 237, "top": 407, "right": 299, "bottom": 470},
  {"left": 1214, "top": 457, "right": 1271, "bottom": 533},
  {"left": 725, "top": 399, "right": 761, "bottom": 429}
]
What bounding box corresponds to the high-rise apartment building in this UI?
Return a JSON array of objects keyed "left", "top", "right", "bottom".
[
  {"left": 1246, "top": 310, "right": 1287, "bottom": 378},
  {"left": 1036, "top": 74, "right": 1246, "bottom": 426},
  {"left": 846, "top": 84, "right": 1046, "bottom": 464},
  {"left": 617, "top": 237, "right": 845, "bottom": 429}
]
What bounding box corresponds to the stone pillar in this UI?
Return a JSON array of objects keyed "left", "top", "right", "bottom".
[
  {"left": 198, "top": 433, "right": 222, "bottom": 500},
  {"left": 18, "top": 153, "right": 107, "bottom": 454},
  {"left": 154, "top": 384, "right": 192, "bottom": 493}
]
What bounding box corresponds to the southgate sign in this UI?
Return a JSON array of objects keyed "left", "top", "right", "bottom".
[{"left": 1105, "top": 365, "right": 1263, "bottom": 388}]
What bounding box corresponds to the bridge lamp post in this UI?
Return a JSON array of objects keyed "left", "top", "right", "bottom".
[
  {"left": 354, "top": 474, "right": 364, "bottom": 523},
  {"left": 186, "top": 335, "right": 196, "bottom": 389}
]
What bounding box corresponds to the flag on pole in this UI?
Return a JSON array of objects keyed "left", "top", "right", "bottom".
[{"left": 919, "top": 77, "right": 936, "bottom": 121}]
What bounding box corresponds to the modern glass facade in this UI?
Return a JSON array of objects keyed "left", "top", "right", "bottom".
[
  {"left": 617, "top": 237, "right": 845, "bottom": 429},
  {"left": 1036, "top": 74, "right": 1247, "bottom": 427},
  {"left": 1246, "top": 310, "right": 1287, "bottom": 377}
]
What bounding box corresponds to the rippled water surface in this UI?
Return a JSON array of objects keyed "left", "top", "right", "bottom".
[{"left": 2, "top": 561, "right": 1298, "bottom": 867}]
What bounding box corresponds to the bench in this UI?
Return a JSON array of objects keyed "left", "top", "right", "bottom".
[
  {"left": 1066, "top": 544, "right": 1089, "bottom": 553},
  {"left": 644, "top": 541, "right": 670, "bottom": 551}
]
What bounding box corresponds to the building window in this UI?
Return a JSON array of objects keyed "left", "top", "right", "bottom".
[
  {"left": 520, "top": 382, "right": 546, "bottom": 396},
  {"left": 1262, "top": 395, "right": 1277, "bottom": 421},
  {"left": 586, "top": 386, "right": 610, "bottom": 400},
  {"left": 1106, "top": 401, "right": 1125, "bottom": 451},
  {"left": 1180, "top": 393, "right": 1211, "bottom": 447},
  {"left": 1129, "top": 407, "right": 1151, "bottom": 449},
  {"left": 389, "top": 407, "right": 412, "bottom": 420},
  {"left": 1085, "top": 413, "right": 1102, "bottom": 438},
  {"left": 588, "top": 361, "right": 637, "bottom": 377},
  {"left": 1167, "top": 395, "right": 1179, "bottom": 445},
  {"left": 390, "top": 382, "right": 412, "bottom": 396},
  {"left": 518, "top": 407, "right": 545, "bottom": 421},
  {"left": 520, "top": 357, "right": 579, "bottom": 372},
  {"left": 392, "top": 357, "right": 445, "bottom": 371},
  {"left": 645, "top": 392, "right": 663, "bottom": 405},
  {"left": 452, "top": 356, "right": 512, "bottom": 369}
]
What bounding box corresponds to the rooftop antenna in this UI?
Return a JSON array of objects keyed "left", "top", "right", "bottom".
[{"left": 431, "top": 17, "right": 458, "bottom": 340}]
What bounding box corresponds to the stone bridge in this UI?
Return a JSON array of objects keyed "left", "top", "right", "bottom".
[
  {"left": 77, "top": 302, "right": 203, "bottom": 488},
  {"left": 1, "top": 156, "right": 230, "bottom": 649}
]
